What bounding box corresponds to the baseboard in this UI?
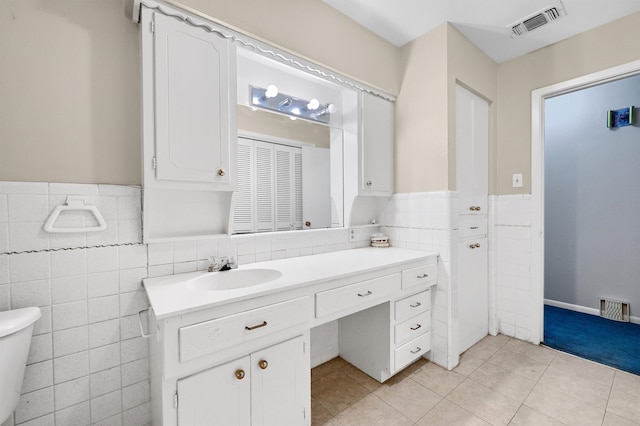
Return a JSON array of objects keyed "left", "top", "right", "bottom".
[{"left": 544, "top": 299, "right": 640, "bottom": 325}]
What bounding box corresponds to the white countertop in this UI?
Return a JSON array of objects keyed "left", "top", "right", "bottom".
[{"left": 143, "top": 247, "right": 437, "bottom": 319}]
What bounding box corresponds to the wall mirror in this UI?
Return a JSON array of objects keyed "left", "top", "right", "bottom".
[{"left": 233, "top": 47, "right": 353, "bottom": 234}]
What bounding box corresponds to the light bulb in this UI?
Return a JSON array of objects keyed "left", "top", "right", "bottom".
[
  {"left": 264, "top": 85, "right": 278, "bottom": 99},
  {"left": 306, "top": 99, "right": 320, "bottom": 110},
  {"left": 290, "top": 116, "right": 297, "bottom": 121}
]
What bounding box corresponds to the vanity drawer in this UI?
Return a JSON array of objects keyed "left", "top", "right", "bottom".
[
  {"left": 394, "top": 290, "right": 430, "bottom": 322},
  {"left": 401, "top": 264, "right": 437, "bottom": 289},
  {"left": 315, "top": 273, "right": 400, "bottom": 318},
  {"left": 179, "top": 297, "right": 309, "bottom": 362},
  {"left": 394, "top": 332, "right": 431, "bottom": 371},
  {"left": 394, "top": 311, "right": 430, "bottom": 346},
  {"left": 458, "top": 215, "right": 487, "bottom": 238}
]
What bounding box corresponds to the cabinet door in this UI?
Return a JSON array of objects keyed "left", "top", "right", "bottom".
[
  {"left": 154, "top": 12, "right": 234, "bottom": 187},
  {"left": 251, "top": 335, "right": 309, "bottom": 426},
  {"left": 361, "top": 93, "right": 394, "bottom": 195},
  {"left": 275, "top": 145, "right": 303, "bottom": 231},
  {"left": 455, "top": 85, "right": 488, "bottom": 213},
  {"left": 456, "top": 237, "right": 488, "bottom": 353},
  {"left": 177, "top": 356, "right": 251, "bottom": 426}
]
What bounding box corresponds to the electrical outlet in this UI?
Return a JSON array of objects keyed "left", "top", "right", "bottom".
[
  {"left": 512, "top": 173, "right": 523, "bottom": 188},
  {"left": 349, "top": 228, "right": 356, "bottom": 242}
]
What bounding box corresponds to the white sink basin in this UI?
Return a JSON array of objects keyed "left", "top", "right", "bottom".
[{"left": 186, "top": 269, "right": 283, "bottom": 291}]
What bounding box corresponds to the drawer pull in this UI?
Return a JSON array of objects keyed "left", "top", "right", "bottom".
[
  {"left": 235, "top": 369, "right": 245, "bottom": 380},
  {"left": 258, "top": 360, "right": 268, "bottom": 370},
  {"left": 245, "top": 321, "right": 268, "bottom": 331},
  {"left": 357, "top": 291, "right": 373, "bottom": 297},
  {"left": 410, "top": 324, "right": 422, "bottom": 331},
  {"left": 409, "top": 302, "right": 422, "bottom": 308},
  {"left": 417, "top": 274, "right": 429, "bottom": 279},
  {"left": 470, "top": 226, "right": 479, "bottom": 230},
  {"left": 410, "top": 347, "right": 422, "bottom": 354}
]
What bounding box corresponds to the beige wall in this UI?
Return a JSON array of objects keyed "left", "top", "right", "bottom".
[
  {"left": 394, "top": 24, "right": 497, "bottom": 194},
  {"left": 395, "top": 24, "right": 448, "bottom": 193},
  {"left": 0, "top": 0, "right": 140, "bottom": 184},
  {"left": 496, "top": 12, "right": 640, "bottom": 194},
  {"left": 173, "top": 0, "right": 400, "bottom": 95},
  {"left": 237, "top": 105, "right": 330, "bottom": 148},
  {"left": 0, "top": 0, "right": 397, "bottom": 185}
]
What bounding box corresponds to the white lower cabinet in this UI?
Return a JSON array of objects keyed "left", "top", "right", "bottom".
[
  {"left": 177, "top": 335, "right": 309, "bottom": 426},
  {"left": 338, "top": 288, "right": 433, "bottom": 382},
  {"left": 456, "top": 235, "right": 488, "bottom": 354}
]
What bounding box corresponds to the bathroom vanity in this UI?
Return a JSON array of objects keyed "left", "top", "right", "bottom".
[{"left": 143, "top": 247, "right": 437, "bottom": 425}]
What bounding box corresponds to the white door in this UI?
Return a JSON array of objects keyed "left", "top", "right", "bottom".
[
  {"left": 302, "top": 146, "right": 331, "bottom": 229},
  {"left": 177, "top": 355, "right": 251, "bottom": 426},
  {"left": 154, "top": 12, "right": 233, "bottom": 186},
  {"left": 251, "top": 335, "right": 309, "bottom": 426},
  {"left": 457, "top": 238, "right": 489, "bottom": 353},
  {"left": 455, "top": 85, "right": 488, "bottom": 213}
]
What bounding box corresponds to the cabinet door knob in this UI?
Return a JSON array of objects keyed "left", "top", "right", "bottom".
[
  {"left": 218, "top": 168, "right": 225, "bottom": 176},
  {"left": 469, "top": 244, "right": 476, "bottom": 249},
  {"left": 366, "top": 180, "right": 372, "bottom": 187},
  {"left": 258, "top": 360, "right": 268, "bottom": 370},
  {"left": 305, "top": 221, "right": 311, "bottom": 227},
  {"left": 235, "top": 369, "right": 245, "bottom": 380},
  {"left": 469, "top": 243, "right": 481, "bottom": 249}
]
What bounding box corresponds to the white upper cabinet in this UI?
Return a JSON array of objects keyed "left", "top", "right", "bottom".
[
  {"left": 360, "top": 92, "right": 394, "bottom": 196},
  {"left": 139, "top": 7, "right": 237, "bottom": 241},
  {"left": 455, "top": 85, "right": 488, "bottom": 214},
  {"left": 152, "top": 12, "right": 235, "bottom": 189}
]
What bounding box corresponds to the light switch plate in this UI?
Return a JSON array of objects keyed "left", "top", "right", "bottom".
[{"left": 512, "top": 173, "right": 523, "bottom": 188}]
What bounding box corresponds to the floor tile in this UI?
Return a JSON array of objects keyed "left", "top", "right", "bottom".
[
  {"left": 508, "top": 405, "right": 565, "bottom": 426},
  {"left": 537, "top": 361, "right": 613, "bottom": 410},
  {"left": 373, "top": 376, "right": 441, "bottom": 422},
  {"left": 524, "top": 378, "right": 605, "bottom": 426},
  {"left": 469, "top": 362, "right": 537, "bottom": 403},
  {"left": 341, "top": 361, "right": 383, "bottom": 392},
  {"left": 416, "top": 399, "right": 491, "bottom": 426},
  {"left": 602, "top": 411, "right": 640, "bottom": 426},
  {"left": 311, "top": 370, "right": 370, "bottom": 416},
  {"left": 503, "top": 339, "right": 557, "bottom": 364},
  {"left": 487, "top": 348, "right": 549, "bottom": 382},
  {"left": 446, "top": 377, "right": 520, "bottom": 426},
  {"left": 410, "top": 361, "right": 465, "bottom": 397},
  {"left": 311, "top": 396, "right": 334, "bottom": 426},
  {"left": 453, "top": 351, "right": 486, "bottom": 376},
  {"left": 608, "top": 371, "right": 640, "bottom": 423},
  {"left": 324, "top": 394, "right": 413, "bottom": 426}
]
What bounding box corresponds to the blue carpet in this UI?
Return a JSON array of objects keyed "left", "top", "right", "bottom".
[{"left": 543, "top": 305, "right": 640, "bottom": 375}]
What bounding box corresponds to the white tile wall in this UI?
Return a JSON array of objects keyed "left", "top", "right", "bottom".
[
  {"left": 490, "top": 195, "right": 535, "bottom": 342},
  {"left": 1, "top": 181, "right": 379, "bottom": 426},
  {"left": 1, "top": 183, "right": 149, "bottom": 426},
  {"left": 379, "top": 191, "right": 454, "bottom": 370}
]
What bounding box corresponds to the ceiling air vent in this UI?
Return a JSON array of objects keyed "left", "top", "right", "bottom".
[{"left": 509, "top": 1, "right": 567, "bottom": 38}]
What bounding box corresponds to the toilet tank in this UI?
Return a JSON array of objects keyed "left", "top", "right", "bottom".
[{"left": 0, "top": 307, "right": 41, "bottom": 423}]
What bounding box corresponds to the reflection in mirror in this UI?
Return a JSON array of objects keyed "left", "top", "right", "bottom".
[
  {"left": 232, "top": 106, "right": 343, "bottom": 234},
  {"left": 234, "top": 46, "right": 349, "bottom": 234}
]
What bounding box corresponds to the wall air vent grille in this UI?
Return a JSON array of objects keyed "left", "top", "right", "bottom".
[{"left": 509, "top": 1, "right": 567, "bottom": 38}]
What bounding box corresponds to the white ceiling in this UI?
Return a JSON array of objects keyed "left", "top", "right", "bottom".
[{"left": 322, "top": 0, "right": 640, "bottom": 63}]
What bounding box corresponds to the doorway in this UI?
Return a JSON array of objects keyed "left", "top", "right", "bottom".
[{"left": 531, "top": 60, "right": 640, "bottom": 348}]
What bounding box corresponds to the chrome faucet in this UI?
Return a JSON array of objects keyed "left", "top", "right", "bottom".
[{"left": 208, "top": 256, "right": 238, "bottom": 272}]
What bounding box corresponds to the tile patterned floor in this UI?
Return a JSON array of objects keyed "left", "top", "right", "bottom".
[{"left": 311, "top": 334, "right": 640, "bottom": 425}]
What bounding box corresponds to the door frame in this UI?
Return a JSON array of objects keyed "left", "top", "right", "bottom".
[{"left": 530, "top": 59, "right": 640, "bottom": 344}]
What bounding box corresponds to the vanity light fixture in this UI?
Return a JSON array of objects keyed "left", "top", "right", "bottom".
[
  {"left": 264, "top": 85, "right": 278, "bottom": 99},
  {"left": 250, "top": 85, "right": 333, "bottom": 124}
]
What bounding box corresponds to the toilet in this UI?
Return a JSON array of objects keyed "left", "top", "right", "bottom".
[{"left": 0, "top": 307, "right": 41, "bottom": 424}]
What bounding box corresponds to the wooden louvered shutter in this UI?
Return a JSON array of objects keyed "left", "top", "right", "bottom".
[
  {"left": 254, "top": 141, "right": 275, "bottom": 232},
  {"left": 232, "top": 139, "right": 254, "bottom": 233}
]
